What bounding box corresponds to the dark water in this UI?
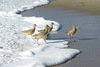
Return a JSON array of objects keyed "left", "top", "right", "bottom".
[{"left": 21, "top": 0, "right": 100, "bottom": 67}]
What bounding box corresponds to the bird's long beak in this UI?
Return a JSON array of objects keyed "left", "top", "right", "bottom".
[{"left": 76, "top": 27, "right": 81, "bottom": 29}]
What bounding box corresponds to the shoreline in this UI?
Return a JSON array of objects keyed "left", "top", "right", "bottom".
[{"left": 21, "top": 0, "right": 100, "bottom": 67}]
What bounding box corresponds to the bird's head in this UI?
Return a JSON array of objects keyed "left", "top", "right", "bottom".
[
  {"left": 73, "top": 25, "right": 81, "bottom": 29},
  {"left": 33, "top": 24, "right": 37, "bottom": 27}
]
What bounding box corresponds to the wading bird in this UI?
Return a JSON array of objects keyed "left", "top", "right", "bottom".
[
  {"left": 21, "top": 24, "right": 37, "bottom": 38},
  {"left": 38, "top": 22, "right": 54, "bottom": 39},
  {"left": 65, "top": 25, "right": 78, "bottom": 40},
  {"left": 33, "top": 25, "right": 49, "bottom": 45},
  {"left": 48, "top": 22, "right": 54, "bottom": 33},
  {"left": 47, "top": 22, "right": 54, "bottom": 38}
]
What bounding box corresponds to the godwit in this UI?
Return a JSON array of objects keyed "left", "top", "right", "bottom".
[
  {"left": 21, "top": 24, "right": 37, "bottom": 41},
  {"left": 38, "top": 22, "right": 54, "bottom": 39},
  {"left": 48, "top": 22, "right": 54, "bottom": 33},
  {"left": 46, "top": 22, "right": 54, "bottom": 38},
  {"left": 33, "top": 25, "right": 49, "bottom": 45},
  {"left": 65, "top": 25, "right": 78, "bottom": 40}
]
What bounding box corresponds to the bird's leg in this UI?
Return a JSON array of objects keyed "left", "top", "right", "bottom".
[
  {"left": 48, "top": 35, "right": 51, "bottom": 38},
  {"left": 44, "top": 38, "right": 48, "bottom": 44},
  {"left": 32, "top": 37, "right": 36, "bottom": 42},
  {"left": 36, "top": 39, "right": 40, "bottom": 45},
  {"left": 71, "top": 36, "right": 74, "bottom": 40},
  {"left": 68, "top": 35, "right": 72, "bottom": 42},
  {"left": 70, "top": 36, "right": 77, "bottom": 42},
  {"left": 69, "top": 36, "right": 72, "bottom": 40},
  {"left": 72, "top": 36, "right": 77, "bottom": 42},
  {"left": 23, "top": 35, "right": 27, "bottom": 39},
  {"left": 47, "top": 34, "right": 51, "bottom": 39},
  {"left": 31, "top": 35, "right": 37, "bottom": 44}
]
